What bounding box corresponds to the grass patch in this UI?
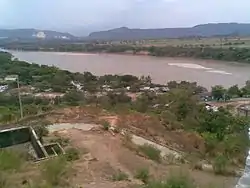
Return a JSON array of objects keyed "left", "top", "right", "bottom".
[
  {"left": 212, "top": 155, "right": 229, "bottom": 175},
  {"left": 41, "top": 156, "right": 68, "bottom": 186},
  {"left": 65, "top": 147, "right": 80, "bottom": 161},
  {"left": 112, "top": 170, "right": 129, "bottom": 181},
  {"left": 0, "top": 149, "right": 25, "bottom": 171},
  {"left": 139, "top": 144, "right": 161, "bottom": 162},
  {"left": 144, "top": 173, "right": 196, "bottom": 188},
  {"left": 0, "top": 172, "right": 9, "bottom": 188},
  {"left": 135, "top": 168, "right": 150, "bottom": 183}
]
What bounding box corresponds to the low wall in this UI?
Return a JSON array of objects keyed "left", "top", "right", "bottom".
[
  {"left": 0, "top": 126, "right": 63, "bottom": 161},
  {"left": 29, "top": 127, "right": 49, "bottom": 159},
  {"left": 0, "top": 126, "right": 30, "bottom": 148}
]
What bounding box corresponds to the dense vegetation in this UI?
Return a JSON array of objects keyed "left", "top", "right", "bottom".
[
  {"left": 3, "top": 39, "right": 250, "bottom": 63},
  {"left": 0, "top": 51, "right": 249, "bottom": 177}
]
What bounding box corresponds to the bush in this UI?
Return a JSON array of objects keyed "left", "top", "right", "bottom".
[
  {"left": 212, "top": 155, "right": 228, "bottom": 175},
  {"left": 0, "top": 149, "right": 24, "bottom": 171},
  {"left": 135, "top": 168, "right": 150, "bottom": 183},
  {"left": 62, "top": 90, "right": 85, "bottom": 106},
  {"left": 165, "top": 174, "right": 196, "bottom": 188},
  {"left": 139, "top": 144, "right": 161, "bottom": 162},
  {"left": 50, "top": 136, "right": 70, "bottom": 147},
  {"left": 34, "top": 125, "right": 49, "bottom": 138},
  {"left": 41, "top": 157, "right": 68, "bottom": 186},
  {"left": 112, "top": 170, "right": 129, "bottom": 181},
  {"left": 101, "top": 120, "right": 110, "bottom": 131},
  {"left": 65, "top": 147, "right": 80, "bottom": 161}
]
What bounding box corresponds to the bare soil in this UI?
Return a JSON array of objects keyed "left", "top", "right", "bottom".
[
  {"left": 54, "top": 128, "right": 237, "bottom": 188},
  {"left": 42, "top": 106, "right": 238, "bottom": 187}
]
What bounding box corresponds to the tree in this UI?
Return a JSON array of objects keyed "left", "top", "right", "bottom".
[
  {"left": 132, "top": 95, "right": 149, "bottom": 113},
  {"left": 167, "top": 81, "right": 178, "bottom": 89},
  {"left": 227, "top": 84, "right": 241, "bottom": 97},
  {"left": 241, "top": 80, "right": 250, "bottom": 96},
  {"left": 211, "top": 85, "right": 226, "bottom": 101},
  {"left": 62, "top": 90, "right": 84, "bottom": 105},
  {"left": 23, "top": 104, "right": 39, "bottom": 116},
  {"left": 120, "top": 75, "right": 138, "bottom": 84}
]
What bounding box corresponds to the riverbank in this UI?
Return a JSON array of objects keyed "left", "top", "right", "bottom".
[{"left": 3, "top": 43, "right": 250, "bottom": 63}]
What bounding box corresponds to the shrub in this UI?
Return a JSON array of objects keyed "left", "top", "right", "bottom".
[
  {"left": 135, "top": 168, "right": 150, "bottom": 183},
  {"left": 34, "top": 125, "right": 49, "bottom": 138},
  {"left": 165, "top": 174, "right": 196, "bottom": 188},
  {"left": 139, "top": 144, "right": 161, "bottom": 162},
  {"left": 0, "top": 149, "right": 24, "bottom": 171},
  {"left": 112, "top": 170, "right": 129, "bottom": 181},
  {"left": 50, "top": 136, "right": 70, "bottom": 147},
  {"left": 41, "top": 157, "right": 68, "bottom": 186},
  {"left": 65, "top": 147, "right": 80, "bottom": 161},
  {"left": 212, "top": 155, "right": 228, "bottom": 175},
  {"left": 101, "top": 120, "right": 110, "bottom": 131}
]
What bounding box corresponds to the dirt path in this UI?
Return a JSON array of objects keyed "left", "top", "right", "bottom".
[{"left": 48, "top": 123, "right": 98, "bottom": 133}]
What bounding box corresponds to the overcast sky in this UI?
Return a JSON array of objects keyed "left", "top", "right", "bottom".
[{"left": 1, "top": 0, "right": 250, "bottom": 35}]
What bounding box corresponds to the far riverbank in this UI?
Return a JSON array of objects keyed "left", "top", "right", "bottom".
[
  {"left": 10, "top": 50, "right": 250, "bottom": 89},
  {"left": 3, "top": 43, "right": 250, "bottom": 64}
]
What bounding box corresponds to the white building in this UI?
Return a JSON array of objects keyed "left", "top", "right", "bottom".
[
  {"left": 33, "top": 31, "right": 46, "bottom": 39},
  {"left": 0, "top": 85, "right": 8, "bottom": 92}
]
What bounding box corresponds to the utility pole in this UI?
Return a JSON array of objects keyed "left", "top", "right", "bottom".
[
  {"left": 5, "top": 75, "right": 23, "bottom": 119},
  {"left": 17, "top": 76, "right": 23, "bottom": 119}
]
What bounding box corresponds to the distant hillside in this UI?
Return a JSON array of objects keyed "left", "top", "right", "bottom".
[
  {"left": 0, "top": 29, "right": 75, "bottom": 40},
  {"left": 88, "top": 23, "right": 250, "bottom": 40}
]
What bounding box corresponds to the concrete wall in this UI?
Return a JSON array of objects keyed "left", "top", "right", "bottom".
[
  {"left": 0, "top": 126, "right": 63, "bottom": 161},
  {"left": 0, "top": 127, "right": 30, "bottom": 148},
  {"left": 29, "top": 128, "right": 49, "bottom": 159}
]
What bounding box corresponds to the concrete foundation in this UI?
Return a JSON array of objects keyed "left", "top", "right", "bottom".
[{"left": 0, "top": 126, "right": 64, "bottom": 161}]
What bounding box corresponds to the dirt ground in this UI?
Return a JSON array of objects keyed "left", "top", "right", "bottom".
[
  {"left": 41, "top": 106, "right": 240, "bottom": 187},
  {"left": 54, "top": 128, "right": 237, "bottom": 188},
  {"left": 46, "top": 106, "right": 205, "bottom": 153}
]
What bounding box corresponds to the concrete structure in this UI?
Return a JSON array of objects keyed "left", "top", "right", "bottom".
[
  {"left": 205, "top": 103, "right": 219, "bottom": 112},
  {"left": 33, "top": 31, "right": 46, "bottom": 39},
  {"left": 237, "top": 104, "right": 250, "bottom": 117},
  {"left": 0, "top": 85, "right": 8, "bottom": 92},
  {"left": 0, "top": 126, "right": 64, "bottom": 161}
]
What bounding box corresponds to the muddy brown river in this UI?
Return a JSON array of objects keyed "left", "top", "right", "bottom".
[{"left": 10, "top": 51, "right": 250, "bottom": 88}]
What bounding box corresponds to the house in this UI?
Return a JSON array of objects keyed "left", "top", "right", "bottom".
[
  {"left": 4, "top": 75, "right": 18, "bottom": 81},
  {"left": 102, "top": 85, "right": 113, "bottom": 91},
  {"left": 0, "top": 85, "right": 8, "bottom": 92},
  {"left": 126, "top": 86, "right": 131, "bottom": 91},
  {"left": 140, "top": 86, "right": 150, "bottom": 91},
  {"left": 237, "top": 104, "right": 250, "bottom": 117},
  {"left": 205, "top": 103, "right": 218, "bottom": 112},
  {"left": 71, "top": 81, "right": 83, "bottom": 90},
  {"left": 159, "top": 87, "right": 169, "bottom": 92},
  {"left": 34, "top": 92, "right": 64, "bottom": 99},
  {"left": 198, "top": 92, "right": 213, "bottom": 101}
]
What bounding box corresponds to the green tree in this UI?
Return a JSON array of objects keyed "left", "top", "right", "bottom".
[
  {"left": 62, "top": 90, "right": 84, "bottom": 105},
  {"left": 211, "top": 85, "right": 226, "bottom": 101},
  {"left": 227, "top": 84, "right": 241, "bottom": 97}
]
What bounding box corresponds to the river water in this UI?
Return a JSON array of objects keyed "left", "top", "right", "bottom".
[{"left": 10, "top": 51, "right": 250, "bottom": 88}]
